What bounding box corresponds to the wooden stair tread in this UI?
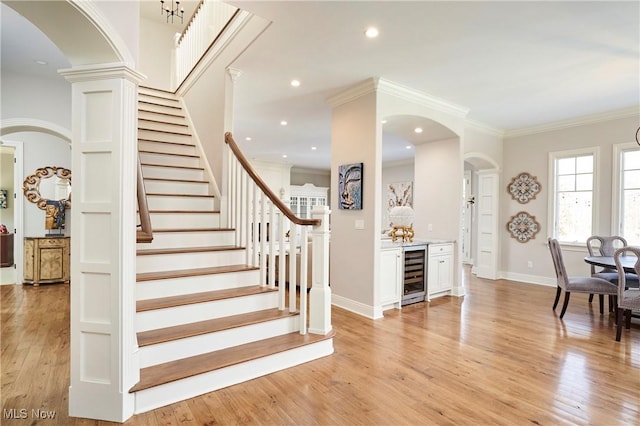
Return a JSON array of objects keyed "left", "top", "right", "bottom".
[
  {"left": 139, "top": 150, "right": 198, "bottom": 158},
  {"left": 139, "top": 118, "right": 188, "bottom": 128},
  {"left": 138, "top": 127, "right": 192, "bottom": 137},
  {"left": 141, "top": 163, "right": 204, "bottom": 170},
  {"left": 149, "top": 210, "right": 220, "bottom": 214},
  {"left": 138, "top": 108, "right": 184, "bottom": 118},
  {"left": 137, "top": 245, "right": 242, "bottom": 256},
  {"left": 151, "top": 227, "right": 234, "bottom": 233},
  {"left": 136, "top": 264, "right": 258, "bottom": 282},
  {"left": 145, "top": 193, "right": 214, "bottom": 198},
  {"left": 138, "top": 100, "right": 181, "bottom": 110},
  {"left": 144, "top": 177, "right": 209, "bottom": 184},
  {"left": 136, "top": 285, "right": 276, "bottom": 312},
  {"left": 138, "top": 138, "right": 195, "bottom": 147},
  {"left": 137, "top": 308, "right": 297, "bottom": 347},
  {"left": 129, "top": 331, "right": 335, "bottom": 392}
]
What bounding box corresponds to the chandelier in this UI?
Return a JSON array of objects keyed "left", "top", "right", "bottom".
[{"left": 160, "top": 0, "right": 184, "bottom": 24}]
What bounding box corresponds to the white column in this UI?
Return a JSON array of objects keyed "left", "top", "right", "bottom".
[
  {"left": 309, "top": 205, "right": 332, "bottom": 335},
  {"left": 61, "top": 63, "right": 144, "bottom": 422}
]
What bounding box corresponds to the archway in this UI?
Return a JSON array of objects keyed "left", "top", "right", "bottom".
[{"left": 2, "top": 1, "right": 141, "bottom": 422}]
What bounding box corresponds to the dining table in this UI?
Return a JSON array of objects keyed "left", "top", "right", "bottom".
[{"left": 584, "top": 255, "right": 639, "bottom": 274}]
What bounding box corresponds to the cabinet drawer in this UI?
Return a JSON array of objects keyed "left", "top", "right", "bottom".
[
  {"left": 429, "top": 243, "right": 453, "bottom": 255},
  {"left": 39, "top": 238, "right": 67, "bottom": 248}
]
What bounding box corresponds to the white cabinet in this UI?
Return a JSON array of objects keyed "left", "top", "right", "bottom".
[
  {"left": 427, "top": 242, "right": 454, "bottom": 299},
  {"left": 380, "top": 247, "right": 402, "bottom": 310},
  {"left": 290, "top": 183, "right": 328, "bottom": 219}
]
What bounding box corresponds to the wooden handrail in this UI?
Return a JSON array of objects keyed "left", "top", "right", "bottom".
[
  {"left": 225, "top": 132, "right": 321, "bottom": 227},
  {"left": 136, "top": 154, "right": 153, "bottom": 243}
]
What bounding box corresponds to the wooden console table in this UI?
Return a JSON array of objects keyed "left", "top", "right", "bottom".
[{"left": 24, "top": 237, "right": 70, "bottom": 285}]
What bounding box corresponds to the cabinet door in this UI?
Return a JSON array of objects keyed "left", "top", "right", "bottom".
[
  {"left": 428, "top": 244, "right": 453, "bottom": 296},
  {"left": 380, "top": 249, "right": 402, "bottom": 305}
]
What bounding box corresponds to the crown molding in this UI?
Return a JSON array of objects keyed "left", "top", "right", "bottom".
[
  {"left": 504, "top": 106, "right": 640, "bottom": 138},
  {"left": 326, "top": 78, "right": 377, "bottom": 108},
  {"left": 375, "top": 78, "right": 469, "bottom": 118},
  {"left": 465, "top": 119, "right": 504, "bottom": 137}
]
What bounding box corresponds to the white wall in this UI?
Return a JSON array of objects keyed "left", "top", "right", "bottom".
[
  {"left": 250, "top": 159, "right": 292, "bottom": 201},
  {"left": 413, "top": 138, "right": 462, "bottom": 242},
  {"left": 19, "top": 132, "right": 72, "bottom": 238},
  {"left": 381, "top": 160, "right": 414, "bottom": 232},
  {"left": 139, "top": 17, "right": 177, "bottom": 89},
  {"left": 501, "top": 113, "right": 638, "bottom": 284}
]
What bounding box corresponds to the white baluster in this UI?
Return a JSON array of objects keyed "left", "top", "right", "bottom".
[
  {"left": 299, "top": 226, "right": 308, "bottom": 334},
  {"left": 289, "top": 223, "right": 297, "bottom": 313}
]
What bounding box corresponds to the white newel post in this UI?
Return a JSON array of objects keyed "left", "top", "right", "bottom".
[
  {"left": 61, "top": 63, "right": 144, "bottom": 422},
  {"left": 309, "top": 205, "right": 332, "bottom": 335}
]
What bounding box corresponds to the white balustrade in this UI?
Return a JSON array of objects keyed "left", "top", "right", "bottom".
[
  {"left": 224, "top": 135, "right": 331, "bottom": 335},
  {"left": 174, "top": 0, "right": 238, "bottom": 89}
]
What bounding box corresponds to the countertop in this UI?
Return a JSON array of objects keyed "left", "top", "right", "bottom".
[{"left": 380, "top": 238, "right": 453, "bottom": 249}]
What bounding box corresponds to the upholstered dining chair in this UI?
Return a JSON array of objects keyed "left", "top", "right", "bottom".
[
  {"left": 548, "top": 238, "right": 618, "bottom": 318},
  {"left": 587, "top": 236, "right": 639, "bottom": 309},
  {"left": 613, "top": 246, "right": 640, "bottom": 341}
]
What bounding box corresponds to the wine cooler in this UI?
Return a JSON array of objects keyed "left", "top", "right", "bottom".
[{"left": 402, "top": 245, "right": 427, "bottom": 305}]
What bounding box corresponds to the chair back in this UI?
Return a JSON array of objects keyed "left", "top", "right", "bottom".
[
  {"left": 613, "top": 246, "right": 640, "bottom": 300},
  {"left": 548, "top": 238, "right": 568, "bottom": 290},
  {"left": 586, "top": 236, "right": 627, "bottom": 274}
]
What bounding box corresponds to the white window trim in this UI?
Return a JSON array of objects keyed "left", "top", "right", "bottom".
[
  {"left": 547, "top": 146, "right": 600, "bottom": 245},
  {"left": 612, "top": 142, "right": 640, "bottom": 237}
]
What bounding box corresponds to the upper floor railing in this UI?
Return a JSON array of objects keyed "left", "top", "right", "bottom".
[
  {"left": 225, "top": 132, "right": 332, "bottom": 335},
  {"left": 174, "top": 0, "right": 239, "bottom": 89}
]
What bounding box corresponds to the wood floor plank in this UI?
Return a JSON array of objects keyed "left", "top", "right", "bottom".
[{"left": 2, "top": 268, "right": 639, "bottom": 425}]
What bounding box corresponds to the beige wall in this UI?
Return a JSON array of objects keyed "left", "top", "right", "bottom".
[
  {"left": 330, "top": 91, "right": 380, "bottom": 311},
  {"left": 139, "top": 17, "right": 177, "bottom": 90},
  {"left": 500, "top": 113, "right": 638, "bottom": 284}
]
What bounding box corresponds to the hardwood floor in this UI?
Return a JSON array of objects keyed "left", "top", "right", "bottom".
[{"left": 2, "top": 268, "right": 638, "bottom": 425}]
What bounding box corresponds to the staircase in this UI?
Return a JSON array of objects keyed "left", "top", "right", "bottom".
[{"left": 132, "top": 87, "right": 334, "bottom": 414}]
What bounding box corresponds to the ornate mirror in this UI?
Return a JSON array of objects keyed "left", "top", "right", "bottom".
[{"left": 23, "top": 166, "right": 72, "bottom": 210}]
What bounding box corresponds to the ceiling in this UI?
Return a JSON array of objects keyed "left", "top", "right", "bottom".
[{"left": 2, "top": 1, "right": 639, "bottom": 170}]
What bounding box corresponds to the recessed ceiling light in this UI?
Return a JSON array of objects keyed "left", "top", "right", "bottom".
[
  {"left": 290, "top": 79, "right": 300, "bottom": 87},
  {"left": 282, "top": 154, "right": 288, "bottom": 158},
  {"left": 280, "top": 120, "right": 288, "bottom": 126},
  {"left": 381, "top": 119, "right": 387, "bottom": 124},
  {"left": 365, "top": 27, "right": 379, "bottom": 38},
  {"left": 245, "top": 137, "right": 252, "bottom": 141},
  {"left": 414, "top": 127, "right": 423, "bottom": 133},
  {"left": 311, "top": 146, "right": 317, "bottom": 151},
  {"left": 34, "top": 60, "right": 48, "bottom": 65},
  {"left": 406, "top": 145, "right": 412, "bottom": 150}
]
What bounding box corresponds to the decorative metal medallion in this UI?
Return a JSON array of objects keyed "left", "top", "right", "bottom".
[
  {"left": 506, "top": 211, "right": 540, "bottom": 243},
  {"left": 508, "top": 172, "right": 541, "bottom": 204}
]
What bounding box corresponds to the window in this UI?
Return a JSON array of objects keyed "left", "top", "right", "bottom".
[
  {"left": 615, "top": 144, "right": 640, "bottom": 245},
  {"left": 549, "top": 148, "right": 598, "bottom": 244}
]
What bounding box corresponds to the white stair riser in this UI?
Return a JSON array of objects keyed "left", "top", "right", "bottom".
[
  {"left": 139, "top": 152, "right": 200, "bottom": 168},
  {"left": 138, "top": 95, "right": 180, "bottom": 108},
  {"left": 136, "top": 249, "right": 243, "bottom": 274},
  {"left": 146, "top": 195, "right": 214, "bottom": 211},
  {"left": 139, "top": 120, "right": 191, "bottom": 134},
  {"left": 136, "top": 291, "right": 279, "bottom": 332},
  {"left": 136, "top": 230, "right": 235, "bottom": 251},
  {"left": 138, "top": 140, "right": 197, "bottom": 156},
  {"left": 144, "top": 179, "right": 210, "bottom": 195},
  {"left": 138, "top": 110, "right": 186, "bottom": 125},
  {"left": 149, "top": 212, "right": 220, "bottom": 229},
  {"left": 141, "top": 165, "right": 204, "bottom": 181},
  {"left": 138, "top": 102, "right": 182, "bottom": 116},
  {"left": 138, "top": 129, "right": 192, "bottom": 145},
  {"left": 133, "top": 339, "right": 334, "bottom": 414},
  {"left": 139, "top": 316, "right": 300, "bottom": 368},
  {"left": 136, "top": 270, "right": 260, "bottom": 300}
]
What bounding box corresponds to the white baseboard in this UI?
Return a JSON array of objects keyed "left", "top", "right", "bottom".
[
  {"left": 499, "top": 271, "right": 556, "bottom": 287},
  {"left": 331, "top": 294, "right": 380, "bottom": 319}
]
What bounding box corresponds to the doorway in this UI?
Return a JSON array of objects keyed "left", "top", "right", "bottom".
[{"left": 0, "top": 140, "right": 23, "bottom": 285}]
